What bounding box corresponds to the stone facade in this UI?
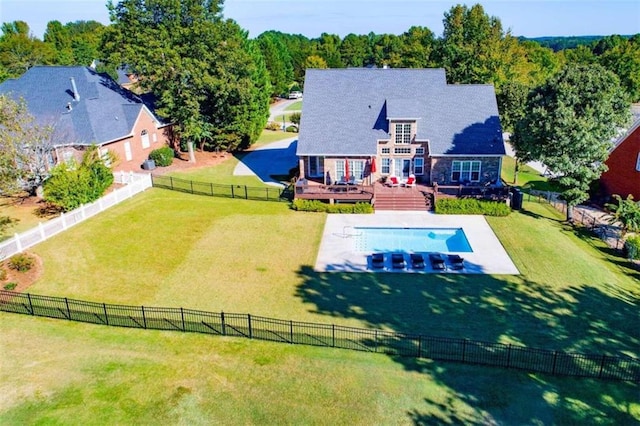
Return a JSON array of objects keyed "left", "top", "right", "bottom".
[{"left": 430, "top": 156, "right": 502, "bottom": 185}]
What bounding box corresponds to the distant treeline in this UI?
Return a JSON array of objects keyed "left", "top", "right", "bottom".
[{"left": 520, "top": 35, "right": 635, "bottom": 51}]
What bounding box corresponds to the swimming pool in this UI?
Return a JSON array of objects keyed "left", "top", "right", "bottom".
[{"left": 353, "top": 227, "right": 473, "bottom": 253}]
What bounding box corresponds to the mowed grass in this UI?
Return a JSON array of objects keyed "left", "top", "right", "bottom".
[
  {"left": 284, "top": 100, "right": 302, "bottom": 111},
  {"left": 501, "top": 155, "right": 562, "bottom": 192},
  {"left": 1, "top": 314, "right": 637, "bottom": 425},
  {"left": 0, "top": 196, "right": 46, "bottom": 239},
  {"left": 2, "top": 190, "right": 639, "bottom": 423}
]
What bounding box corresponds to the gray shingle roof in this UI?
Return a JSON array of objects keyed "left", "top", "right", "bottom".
[
  {"left": 296, "top": 68, "right": 504, "bottom": 156},
  {"left": 0, "top": 66, "right": 167, "bottom": 146}
]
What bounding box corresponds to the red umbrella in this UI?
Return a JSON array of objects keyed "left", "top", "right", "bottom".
[
  {"left": 370, "top": 156, "right": 377, "bottom": 173},
  {"left": 344, "top": 159, "right": 350, "bottom": 181}
]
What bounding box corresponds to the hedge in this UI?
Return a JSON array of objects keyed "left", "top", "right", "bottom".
[
  {"left": 149, "top": 146, "right": 174, "bottom": 167},
  {"left": 435, "top": 198, "right": 511, "bottom": 216},
  {"left": 292, "top": 199, "right": 373, "bottom": 214},
  {"left": 624, "top": 235, "right": 640, "bottom": 260}
]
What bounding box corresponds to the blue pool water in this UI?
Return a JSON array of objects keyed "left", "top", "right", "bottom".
[{"left": 354, "top": 227, "right": 473, "bottom": 253}]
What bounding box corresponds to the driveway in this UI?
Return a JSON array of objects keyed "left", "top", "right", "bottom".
[{"left": 233, "top": 137, "right": 298, "bottom": 187}]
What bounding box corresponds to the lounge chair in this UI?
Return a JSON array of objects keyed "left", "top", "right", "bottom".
[
  {"left": 429, "top": 253, "right": 446, "bottom": 271},
  {"left": 448, "top": 254, "right": 465, "bottom": 270},
  {"left": 391, "top": 253, "right": 406, "bottom": 269},
  {"left": 371, "top": 253, "right": 385, "bottom": 269},
  {"left": 386, "top": 176, "right": 400, "bottom": 187},
  {"left": 410, "top": 253, "right": 425, "bottom": 269},
  {"left": 402, "top": 174, "right": 416, "bottom": 188}
]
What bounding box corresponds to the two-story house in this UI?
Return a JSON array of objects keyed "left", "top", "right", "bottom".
[{"left": 296, "top": 68, "right": 504, "bottom": 197}]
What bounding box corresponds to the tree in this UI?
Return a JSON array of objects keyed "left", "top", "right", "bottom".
[
  {"left": 304, "top": 55, "right": 328, "bottom": 69},
  {"left": 102, "top": 0, "right": 270, "bottom": 152},
  {"left": 0, "top": 21, "right": 55, "bottom": 80},
  {"left": 0, "top": 95, "right": 56, "bottom": 196},
  {"left": 256, "top": 32, "right": 294, "bottom": 97},
  {"left": 512, "top": 64, "right": 630, "bottom": 221},
  {"left": 606, "top": 195, "right": 640, "bottom": 237}
]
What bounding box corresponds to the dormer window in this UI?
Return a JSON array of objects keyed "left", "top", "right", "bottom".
[{"left": 395, "top": 123, "right": 411, "bottom": 144}]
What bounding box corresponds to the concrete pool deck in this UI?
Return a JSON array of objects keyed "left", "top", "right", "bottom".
[{"left": 315, "top": 211, "right": 520, "bottom": 274}]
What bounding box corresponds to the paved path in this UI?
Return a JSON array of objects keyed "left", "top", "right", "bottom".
[{"left": 233, "top": 137, "right": 298, "bottom": 187}]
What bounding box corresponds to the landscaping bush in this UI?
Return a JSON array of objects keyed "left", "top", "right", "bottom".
[
  {"left": 435, "top": 198, "right": 511, "bottom": 216},
  {"left": 265, "top": 121, "right": 281, "bottom": 131},
  {"left": 624, "top": 235, "right": 640, "bottom": 260},
  {"left": 8, "top": 253, "right": 34, "bottom": 272},
  {"left": 285, "top": 125, "right": 298, "bottom": 133},
  {"left": 149, "top": 146, "right": 174, "bottom": 167},
  {"left": 0, "top": 266, "right": 6, "bottom": 281},
  {"left": 44, "top": 146, "right": 114, "bottom": 211},
  {"left": 291, "top": 199, "right": 373, "bottom": 214},
  {"left": 3, "top": 282, "right": 17, "bottom": 291}
]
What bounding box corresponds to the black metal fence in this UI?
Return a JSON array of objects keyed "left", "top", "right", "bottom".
[
  {"left": 1, "top": 290, "right": 637, "bottom": 382},
  {"left": 151, "top": 175, "right": 293, "bottom": 202}
]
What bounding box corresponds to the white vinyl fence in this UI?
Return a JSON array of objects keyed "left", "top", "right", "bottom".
[{"left": 0, "top": 172, "right": 152, "bottom": 260}]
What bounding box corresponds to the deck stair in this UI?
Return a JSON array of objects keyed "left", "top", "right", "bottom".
[{"left": 374, "top": 189, "right": 432, "bottom": 211}]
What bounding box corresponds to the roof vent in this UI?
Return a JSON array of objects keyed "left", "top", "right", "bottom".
[
  {"left": 66, "top": 102, "right": 72, "bottom": 111},
  {"left": 70, "top": 77, "right": 80, "bottom": 101}
]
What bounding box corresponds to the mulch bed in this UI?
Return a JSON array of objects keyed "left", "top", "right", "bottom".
[{"left": 1, "top": 252, "right": 43, "bottom": 293}]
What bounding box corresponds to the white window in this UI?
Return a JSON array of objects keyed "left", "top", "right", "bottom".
[
  {"left": 636, "top": 152, "right": 640, "bottom": 171},
  {"left": 394, "top": 147, "right": 411, "bottom": 154},
  {"left": 381, "top": 147, "right": 390, "bottom": 154},
  {"left": 152, "top": 132, "right": 158, "bottom": 143},
  {"left": 62, "top": 150, "right": 74, "bottom": 164},
  {"left": 395, "top": 123, "right": 411, "bottom": 144},
  {"left": 415, "top": 147, "right": 425, "bottom": 155},
  {"left": 414, "top": 158, "right": 424, "bottom": 175},
  {"left": 452, "top": 161, "right": 481, "bottom": 182},
  {"left": 99, "top": 148, "right": 111, "bottom": 167},
  {"left": 124, "top": 142, "right": 132, "bottom": 161},
  {"left": 381, "top": 158, "right": 391, "bottom": 174},
  {"left": 336, "top": 160, "right": 365, "bottom": 181},
  {"left": 141, "top": 130, "right": 150, "bottom": 149}
]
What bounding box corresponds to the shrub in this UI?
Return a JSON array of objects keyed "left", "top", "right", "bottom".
[
  {"left": 8, "top": 253, "right": 34, "bottom": 272},
  {"left": 0, "top": 267, "right": 6, "bottom": 281},
  {"left": 43, "top": 146, "right": 114, "bottom": 211},
  {"left": 265, "top": 122, "right": 281, "bottom": 131},
  {"left": 149, "top": 146, "right": 174, "bottom": 167},
  {"left": 624, "top": 235, "right": 640, "bottom": 260},
  {"left": 291, "top": 199, "right": 373, "bottom": 214},
  {"left": 3, "top": 282, "right": 17, "bottom": 291},
  {"left": 285, "top": 125, "right": 298, "bottom": 133},
  {"left": 435, "top": 198, "right": 511, "bottom": 216}
]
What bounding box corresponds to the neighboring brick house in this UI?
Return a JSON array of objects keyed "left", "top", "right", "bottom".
[
  {"left": 600, "top": 105, "right": 640, "bottom": 201},
  {"left": 0, "top": 65, "right": 173, "bottom": 172},
  {"left": 296, "top": 68, "right": 504, "bottom": 188}
]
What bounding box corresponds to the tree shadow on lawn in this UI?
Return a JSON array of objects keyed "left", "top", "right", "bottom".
[{"left": 294, "top": 266, "right": 639, "bottom": 424}]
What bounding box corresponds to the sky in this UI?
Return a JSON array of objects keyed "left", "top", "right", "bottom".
[{"left": 1, "top": 0, "right": 639, "bottom": 40}]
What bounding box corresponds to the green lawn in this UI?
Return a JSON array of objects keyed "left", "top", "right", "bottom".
[
  {"left": 1, "top": 190, "right": 639, "bottom": 423},
  {"left": 0, "top": 196, "right": 50, "bottom": 240},
  {"left": 285, "top": 100, "right": 302, "bottom": 111},
  {"left": 501, "top": 155, "right": 563, "bottom": 192}
]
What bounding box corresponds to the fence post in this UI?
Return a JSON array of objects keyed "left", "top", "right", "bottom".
[
  {"left": 221, "top": 311, "right": 226, "bottom": 335},
  {"left": 27, "top": 293, "right": 34, "bottom": 315},
  {"left": 231, "top": 185, "right": 235, "bottom": 198},
  {"left": 170, "top": 176, "right": 174, "bottom": 190},
  {"left": 290, "top": 320, "right": 294, "bottom": 343},
  {"left": 61, "top": 212, "right": 67, "bottom": 230},
  {"left": 266, "top": 187, "right": 270, "bottom": 200},
  {"left": 38, "top": 222, "right": 45, "bottom": 240},
  {"left": 141, "top": 306, "right": 147, "bottom": 329},
  {"left": 14, "top": 233, "right": 22, "bottom": 252},
  {"left": 506, "top": 344, "right": 512, "bottom": 368},
  {"left": 190, "top": 180, "right": 194, "bottom": 194},
  {"left": 247, "top": 313, "right": 252, "bottom": 338},
  {"left": 103, "top": 303, "right": 109, "bottom": 325},
  {"left": 80, "top": 204, "right": 86, "bottom": 220},
  {"left": 210, "top": 183, "right": 214, "bottom": 196},
  {"left": 65, "top": 297, "right": 71, "bottom": 319},
  {"left": 374, "top": 329, "right": 378, "bottom": 352},
  {"left": 598, "top": 354, "right": 607, "bottom": 379},
  {"left": 244, "top": 185, "right": 248, "bottom": 199},
  {"left": 552, "top": 351, "right": 558, "bottom": 375},
  {"left": 462, "top": 339, "right": 467, "bottom": 362},
  {"left": 417, "top": 335, "right": 422, "bottom": 358},
  {"left": 180, "top": 307, "right": 186, "bottom": 331},
  {"left": 332, "top": 324, "right": 335, "bottom": 347}
]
